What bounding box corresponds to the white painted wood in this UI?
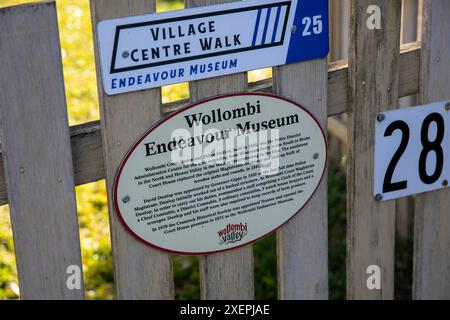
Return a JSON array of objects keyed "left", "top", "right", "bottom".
[
  {"left": 346, "top": 0, "right": 402, "bottom": 300},
  {"left": 90, "top": 0, "right": 174, "bottom": 299},
  {"left": 184, "top": 0, "right": 254, "bottom": 300},
  {"left": 0, "top": 1, "right": 83, "bottom": 299},
  {"left": 273, "top": 56, "right": 328, "bottom": 299},
  {"left": 413, "top": 0, "right": 450, "bottom": 300}
]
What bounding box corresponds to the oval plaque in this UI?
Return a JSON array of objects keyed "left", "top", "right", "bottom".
[{"left": 114, "top": 93, "right": 327, "bottom": 254}]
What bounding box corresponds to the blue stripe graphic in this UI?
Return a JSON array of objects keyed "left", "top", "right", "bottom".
[
  {"left": 252, "top": 9, "right": 262, "bottom": 47},
  {"left": 261, "top": 8, "right": 272, "bottom": 45},
  {"left": 271, "top": 6, "right": 282, "bottom": 44}
]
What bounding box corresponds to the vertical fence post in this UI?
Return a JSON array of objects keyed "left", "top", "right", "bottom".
[
  {"left": 347, "top": 0, "right": 402, "bottom": 299},
  {"left": 328, "top": 0, "right": 350, "bottom": 165},
  {"left": 396, "top": 0, "right": 419, "bottom": 241},
  {"left": 90, "top": 0, "right": 174, "bottom": 299},
  {"left": 273, "top": 35, "right": 329, "bottom": 301},
  {"left": 413, "top": 0, "right": 450, "bottom": 300},
  {"left": 184, "top": 0, "right": 255, "bottom": 301},
  {"left": 0, "top": 1, "right": 83, "bottom": 299}
]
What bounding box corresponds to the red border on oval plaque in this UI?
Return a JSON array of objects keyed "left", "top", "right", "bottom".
[{"left": 113, "top": 92, "right": 328, "bottom": 255}]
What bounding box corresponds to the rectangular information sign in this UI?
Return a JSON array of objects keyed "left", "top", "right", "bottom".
[
  {"left": 374, "top": 102, "right": 449, "bottom": 201},
  {"left": 96, "top": 0, "right": 329, "bottom": 95}
]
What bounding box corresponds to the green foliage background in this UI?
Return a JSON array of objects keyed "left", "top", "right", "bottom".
[{"left": 0, "top": 0, "right": 411, "bottom": 300}]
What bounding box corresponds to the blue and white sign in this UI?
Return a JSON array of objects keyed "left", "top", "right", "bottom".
[{"left": 96, "top": 0, "right": 329, "bottom": 95}]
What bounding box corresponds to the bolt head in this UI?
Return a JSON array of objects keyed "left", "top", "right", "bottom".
[
  {"left": 122, "top": 195, "right": 130, "bottom": 203},
  {"left": 375, "top": 194, "right": 383, "bottom": 202},
  {"left": 377, "top": 113, "right": 385, "bottom": 122},
  {"left": 445, "top": 102, "right": 450, "bottom": 111},
  {"left": 122, "top": 51, "right": 130, "bottom": 58},
  {"left": 443, "top": 180, "right": 449, "bottom": 187},
  {"left": 291, "top": 25, "right": 297, "bottom": 33},
  {"left": 313, "top": 153, "right": 319, "bottom": 160}
]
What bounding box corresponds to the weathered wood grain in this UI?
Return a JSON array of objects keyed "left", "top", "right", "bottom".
[
  {"left": 70, "top": 121, "right": 104, "bottom": 186},
  {"left": 413, "top": 0, "right": 450, "bottom": 300},
  {"left": 273, "top": 55, "right": 329, "bottom": 299},
  {"left": 90, "top": 0, "right": 174, "bottom": 299},
  {"left": 185, "top": 0, "right": 254, "bottom": 300},
  {"left": 395, "top": 0, "right": 419, "bottom": 241},
  {"left": 0, "top": 1, "right": 83, "bottom": 299},
  {"left": 346, "top": 0, "right": 402, "bottom": 299},
  {"left": 328, "top": 0, "right": 350, "bottom": 163}
]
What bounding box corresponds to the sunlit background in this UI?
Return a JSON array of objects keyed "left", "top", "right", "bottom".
[{"left": 0, "top": 0, "right": 415, "bottom": 300}]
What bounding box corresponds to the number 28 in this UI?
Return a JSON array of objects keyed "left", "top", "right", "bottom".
[{"left": 383, "top": 113, "right": 445, "bottom": 193}]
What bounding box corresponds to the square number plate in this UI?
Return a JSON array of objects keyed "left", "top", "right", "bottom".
[{"left": 374, "top": 101, "right": 449, "bottom": 201}]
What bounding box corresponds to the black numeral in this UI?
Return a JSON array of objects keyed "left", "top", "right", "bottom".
[
  {"left": 383, "top": 120, "right": 410, "bottom": 193},
  {"left": 419, "top": 113, "right": 445, "bottom": 184},
  {"left": 382, "top": 112, "right": 446, "bottom": 195}
]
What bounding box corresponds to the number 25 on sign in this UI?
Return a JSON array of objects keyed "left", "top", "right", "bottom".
[{"left": 374, "top": 102, "right": 449, "bottom": 201}]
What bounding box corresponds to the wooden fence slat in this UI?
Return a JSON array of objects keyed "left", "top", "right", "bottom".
[
  {"left": 90, "top": 0, "right": 174, "bottom": 299},
  {"left": 184, "top": 0, "right": 254, "bottom": 300},
  {"left": 396, "top": 0, "right": 419, "bottom": 241},
  {"left": 347, "top": 0, "right": 402, "bottom": 299},
  {"left": 413, "top": 0, "right": 450, "bottom": 300},
  {"left": 401, "top": 0, "right": 419, "bottom": 46},
  {"left": 273, "top": 51, "right": 329, "bottom": 299},
  {"left": 0, "top": 1, "right": 83, "bottom": 299},
  {"left": 328, "top": 0, "right": 350, "bottom": 164},
  {"left": 329, "top": 0, "right": 350, "bottom": 61}
]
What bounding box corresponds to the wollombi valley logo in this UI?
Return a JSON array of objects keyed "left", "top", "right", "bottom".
[{"left": 218, "top": 223, "right": 248, "bottom": 245}]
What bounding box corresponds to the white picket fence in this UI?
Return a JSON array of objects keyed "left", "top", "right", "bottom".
[{"left": 0, "top": 0, "right": 449, "bottom": 299}]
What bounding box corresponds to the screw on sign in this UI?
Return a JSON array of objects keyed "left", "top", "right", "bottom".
[
  {"left": 122, "top": 195, "right": 130, "bottom": 204},
  {"left": 375, "top": 194, "right": 383, "bottom": 202},
  {"left": 377, "top": 113, "right": 385, "bottom": 122}
]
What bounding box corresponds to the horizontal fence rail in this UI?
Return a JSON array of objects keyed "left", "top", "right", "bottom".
[{"left": 0, "top": 42, "right": 420, "bottom": 206}]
